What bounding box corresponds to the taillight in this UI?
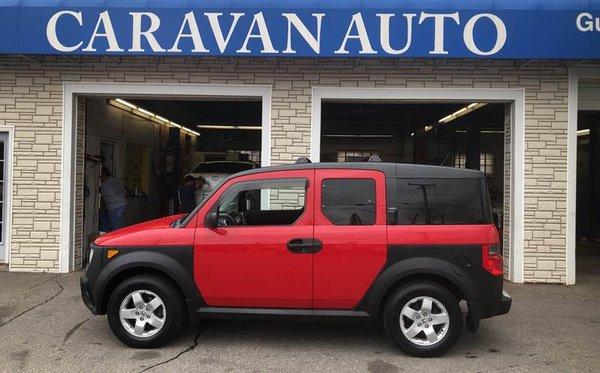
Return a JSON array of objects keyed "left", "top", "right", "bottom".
[{"left": 482, "top": 244, "right": 503, "bottom": 276}]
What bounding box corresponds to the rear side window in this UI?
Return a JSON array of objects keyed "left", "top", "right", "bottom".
[
  {"left": 395, "top": 178, "right": 489, "bottom": 225},
  {"left": 321, "top": 179, "right": 375, "bottom": 225}
]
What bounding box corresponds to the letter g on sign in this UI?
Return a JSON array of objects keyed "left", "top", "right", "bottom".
[{"left": 576, "top": 13, "right": 594, "bottom": 32}]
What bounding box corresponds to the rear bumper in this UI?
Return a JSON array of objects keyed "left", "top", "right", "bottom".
[
  {"left": 478, "top": 290, "right": 512, "bottom": 318},
  {"left": 496, "top": 290, "right": 512, "bottom": 316},
  {"left": 466, "top": 290, "right": 511, "bottom": 332}
]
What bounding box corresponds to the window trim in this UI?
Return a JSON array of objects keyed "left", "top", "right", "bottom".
[
  {"left": 320, "top": 177, "right": 377, "bottom": 226},
  {"left": 212, "top": 177, "right": 309, "bottom": 228}
]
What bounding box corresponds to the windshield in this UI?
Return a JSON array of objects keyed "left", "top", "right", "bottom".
[{"left": 191, "top": 162, "right": 254, "bottom": 174}]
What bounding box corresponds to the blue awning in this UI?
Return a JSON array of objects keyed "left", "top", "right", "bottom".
[
  {"left": 1, "top": 0, "right": 600, "bottom": 58},
  {"left": 5, "top": 1, "right": 600, "bottom": 10}
]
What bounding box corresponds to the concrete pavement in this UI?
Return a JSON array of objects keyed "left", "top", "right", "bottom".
[{"left": 0, "top": 257, "right": 599, "bottom": 373}]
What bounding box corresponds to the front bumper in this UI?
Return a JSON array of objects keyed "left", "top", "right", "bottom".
[
  {"left": 80, "top": 244, "right": 105, "bottom": 315},
  {"left": 80, "top": 275, "right": 98, "bottom": 314}
]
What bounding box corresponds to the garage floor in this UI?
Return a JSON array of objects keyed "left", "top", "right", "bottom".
[{"left": 0, "top": 260, "right": 598, "bottom": 373}]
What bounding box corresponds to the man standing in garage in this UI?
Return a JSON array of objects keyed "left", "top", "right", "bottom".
[
  {"left": 179, "top": 175, "right": 205, "bottom": 214},
  {"left": 100, "top": 167, "right": 127, "bottom": 231}
]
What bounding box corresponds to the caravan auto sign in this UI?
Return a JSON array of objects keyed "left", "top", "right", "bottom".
[
  {"left": 1, "top": 5, "right": 600, "bottom": 58},
  {"left": 44, "top": 11, "right": 507, "bottom": 56}
]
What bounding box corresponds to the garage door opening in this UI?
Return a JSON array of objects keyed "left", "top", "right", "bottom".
[
  {"left": 320, "top": 100, "right": 507, "bottom": 238},
  {"left": 576, "top": 79, "right": 600, "bottom": 280},
  {"left": 81, "top": 96, "right": 261, "bottom": 256}
]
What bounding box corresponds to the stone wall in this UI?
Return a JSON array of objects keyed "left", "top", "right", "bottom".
[{"left": 0, "top": 56, "right": 569, "bottom": 283}]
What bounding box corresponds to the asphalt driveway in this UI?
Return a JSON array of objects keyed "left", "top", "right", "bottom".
[{"left": 0, "top": 255, "right": 599, "bottom": 373}]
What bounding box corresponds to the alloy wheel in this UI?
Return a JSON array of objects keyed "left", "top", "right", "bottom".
[
  {"left": 399, "top": 296, "right": 450, "bottom": 346},
  {"left": 119, "top": 290, "right": 166, "bottom": 338}
]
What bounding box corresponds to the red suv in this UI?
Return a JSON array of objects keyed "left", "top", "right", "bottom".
[{"left": 81, "top": 161, "right": 511, "bottom": 357}]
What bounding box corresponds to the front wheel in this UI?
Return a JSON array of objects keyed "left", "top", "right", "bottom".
[
  {"left": 107, "top": 275, "right": 185, "bottom": 348},
  {"left": 383, "top": 282, "right": 463, "bottom": 357}
]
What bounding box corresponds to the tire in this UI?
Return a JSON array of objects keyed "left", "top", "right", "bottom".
[
  {"left": 383, "top": 282, "right": 463, "bottom": 357},
  {"left": 107, "top": 274, "right": 185, "bottom": 348}
]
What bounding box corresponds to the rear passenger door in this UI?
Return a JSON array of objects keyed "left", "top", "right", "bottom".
[{"left": 313, "top": 170, "right": 388, "bottom": 309}]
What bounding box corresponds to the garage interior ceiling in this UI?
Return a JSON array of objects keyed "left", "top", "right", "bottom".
[
  {"left": 321, "top": 101, "right": 505, "bottom": 137},
  {"left": 128, "top": 98, "right": 262, "bottom": 132}
]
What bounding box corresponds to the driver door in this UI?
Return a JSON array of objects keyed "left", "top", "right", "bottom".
[{"left": 194, "top": 170, "right": 314, "bottom": 308}]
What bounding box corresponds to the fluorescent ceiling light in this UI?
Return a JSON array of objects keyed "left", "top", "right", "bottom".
[
  {"left": 481, "top": 130, "right": 505, "bottom": 134},
  {"left": 196, "top": 125, "right": 262, "bottom": 130},
  {"left": 454, "top": 129, "right": 504, "bottom": 134},
  {"left": 439, "top": 102, "right": 487, "bottom": 124},
  {"left": 108, "top": 99, "right": 199, "bottom": 137},
  {"left": 323, "top": 134, "right": 395, "bottom": 138},
  {"left": 455, "top": 107, "right": 467, "bottom": 115},
  {"left": 236, "top": 126, "right": 262, "bottom": 131},
  {"left": 115, "top": 98, "right": 137, "bottom": 109},
  {"left": 439, "top": 115, "right": 453, "bottom": 123},
  {"left": 197, "top": 125, "right": 236, "bottom": 130},
  {"left": 182, "top": 128, "right": 201, "bottom": 136},
  {"left": 578, "top": 129, "right": 590, "bottom": 137},
  {"left": 155, "top": 115, "right": 169, "bottom": 123},
  {"left": 136, "top": 107, "right": 155, "bottom": 117}
]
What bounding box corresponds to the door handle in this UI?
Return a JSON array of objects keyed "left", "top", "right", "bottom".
[{"left": 287, "top": 238, "right": 323, "bottom": 254}]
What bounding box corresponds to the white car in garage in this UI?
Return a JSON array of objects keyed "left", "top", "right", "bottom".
[{"left": 186, "top": 160, "right": 257, "bottom": 203}]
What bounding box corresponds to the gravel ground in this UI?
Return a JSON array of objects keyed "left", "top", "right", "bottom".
[{"left": 0, "top": 248, "right": 599, "bottom": 373}]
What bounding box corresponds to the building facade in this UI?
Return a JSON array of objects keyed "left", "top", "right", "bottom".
[{"left": 1, "top": 1, "right": 599, "bottom": 284}]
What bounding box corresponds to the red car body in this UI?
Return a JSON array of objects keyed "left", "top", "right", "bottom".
[{"left": 81, "top": 162, "right": 510, "bottom": 355}]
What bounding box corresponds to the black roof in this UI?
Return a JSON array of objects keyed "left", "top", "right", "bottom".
[{"left": 235, "top": 162, "right": 485, "bottom": 179}]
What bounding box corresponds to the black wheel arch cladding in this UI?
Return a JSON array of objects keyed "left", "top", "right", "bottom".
[
  {"left": 91, "top": 247, "right": 203, "bottom": 314},
  {"left": 356, "top": 245, "right": 498, "bottom": 316}
]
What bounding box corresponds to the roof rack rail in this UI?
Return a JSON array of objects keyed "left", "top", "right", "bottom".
[
  {"left": 366, "top": 155, "right": 382, "bottom": 162},
  {"left": 296, "top": 157, "right": 312, "bottom": 164}
]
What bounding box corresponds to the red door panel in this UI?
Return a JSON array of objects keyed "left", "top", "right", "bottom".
[
  {"left": 193, "top": 170, "right": 314, "bottom": 309},
  {"left": 313, "top": 170, "right": 388, "bottom": 310}
]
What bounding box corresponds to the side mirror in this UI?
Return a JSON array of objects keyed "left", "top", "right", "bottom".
[{"left": 204, "top": 210, "right": 218, "bottom": 228}]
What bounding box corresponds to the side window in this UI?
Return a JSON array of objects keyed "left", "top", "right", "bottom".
[
  {"left": 396, "top": 178, "right": 489, "bottom": 225},
  {"left": 321, "top": 178, "right": 376, "bottom": 226},
  {"left": 216, "top": 178, "right": 306, "bottom": 227}
]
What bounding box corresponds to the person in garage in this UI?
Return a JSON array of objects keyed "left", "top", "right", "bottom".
[
  {"left": 179, "top": 175, "right": 205, "bottom": 214},
  {"left": 100, "top": 167, "right": 127, "bottom": 232}
]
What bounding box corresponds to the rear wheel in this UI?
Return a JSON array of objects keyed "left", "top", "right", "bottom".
[
  {"left": 383, "top": 282, "right": 462, "bottom": 357},
  {"left": 107, "top": 275, "right": 185, "bottom": 348}
]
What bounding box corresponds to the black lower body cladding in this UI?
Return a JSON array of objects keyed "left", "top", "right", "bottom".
[
  {"left": 356, "top": 245, "right": 508, "bottom": 320},
  {"left": 80, "top": 245, "right": 202, "bottom": 319}
]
